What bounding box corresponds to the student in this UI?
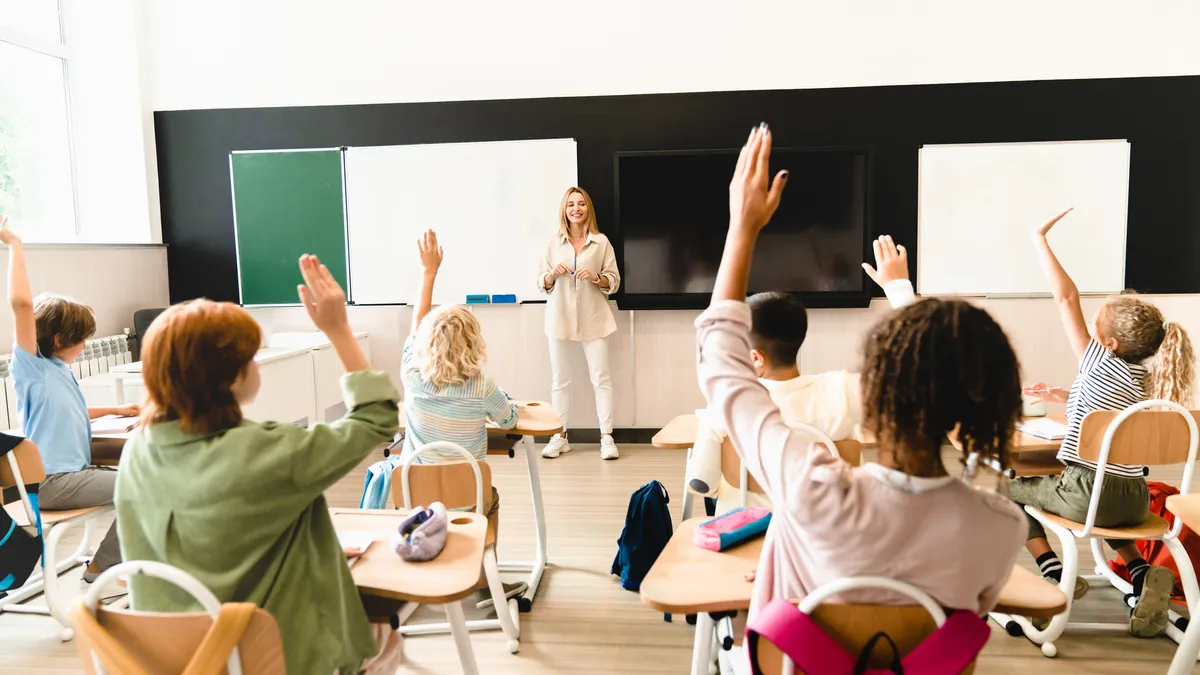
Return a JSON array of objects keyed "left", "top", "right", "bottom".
[
  {"left": 115, "top": 255, "right": 403, "bottom": 674},
  {"left": 1013, "top": 208, "right": 1193, "bottom": 637},
  {"left": 0, "top": 217, "right": 138, "bottom": 585},
  {"left": 698, "top": 126, "right": 1027, "bottom": 642},
  {"left": 688, "top": 235, "right": 917, "bottom": 514},
  {"left": 400, "top": 230, "right": 525, "bottom": 598}
]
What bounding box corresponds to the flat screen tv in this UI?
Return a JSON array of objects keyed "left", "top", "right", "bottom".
[{"left": 615, "top": 147, "right": 869, "bottom": 309}]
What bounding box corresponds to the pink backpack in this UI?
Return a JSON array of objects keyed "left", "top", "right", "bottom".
[{"left": 746, "top": 597, "right": 989, "bottom": 674}]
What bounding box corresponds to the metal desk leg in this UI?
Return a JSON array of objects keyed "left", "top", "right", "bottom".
[
  {"left": 445, "top": 600, "right": 480, "bottom": 675},
  {"left": 691, "top": 612, "right": 715, "bottom": 675},
  {"left": 497, "top": 434, "right": 549, "bottom": 610}
]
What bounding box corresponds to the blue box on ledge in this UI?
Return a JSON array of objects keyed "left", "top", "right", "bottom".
[
  {"left": 465, "top": 295, "right": 490, "bottom": 304},
  {"left": 491, "top": 294, "right": 517, "bottom": 304}
]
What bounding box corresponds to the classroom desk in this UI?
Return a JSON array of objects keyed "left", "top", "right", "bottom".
[
  {"left": 1165, "top": 494, "right": 1200, "bottom": 675},
  {"left": 331, "top": 508, "right": 487, "bottom": 675},
  {"left": 949, "top": 415, "right": 1067, "bottom": 478},
  {"left": 395, "top": 400, "right": 563, "bottom": 609},
  {"left": 641, "top": 518, "right": 1068, "bottom": 675}
]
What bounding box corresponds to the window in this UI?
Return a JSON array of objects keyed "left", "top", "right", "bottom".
[{"left": 0, "top": 2, "right": 78, "bottom": 240}]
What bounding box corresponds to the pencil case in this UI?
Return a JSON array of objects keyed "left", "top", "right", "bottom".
[
  {"left": 392, "top": 502, "right": 448, "bottom": 562},
  {"left": 693, "top": 507, "right": 772, "bottom": 552}
]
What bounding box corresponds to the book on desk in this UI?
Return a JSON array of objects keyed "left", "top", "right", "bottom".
[
  {"left": 1016, "top": 418, "right": 1068, "bottom": 440},
  {"left": 90, "top": 415, "right": 139, "bottom": 434}
]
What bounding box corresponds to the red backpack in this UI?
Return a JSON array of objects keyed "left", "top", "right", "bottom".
[{"left": 1109, "top": 481, "right": 1200, "bottom": 602}]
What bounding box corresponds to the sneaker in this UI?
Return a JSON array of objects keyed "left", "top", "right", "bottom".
[
  {"left": 600, "top": 435, "right": 619, "bottom": 460},
  {"left": 476, "top": 581, "right": 529, "bottom": 609},
  {"left": 542, "top": 434, "right": 570, "bottom": 458},
  {"left": 1130, "top": 565, "right": 1173, "bottom": 638}
]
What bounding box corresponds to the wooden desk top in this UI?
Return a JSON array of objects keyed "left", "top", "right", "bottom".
[
  {"left": 652, "top": 413, "right": 699, "bottom": 449},
  {"left": 640, "top": 518, "right": 1067, "bottom": 619},
  {"left": 1166, "top": 494, "right": 1200, "bottom": 531},
  {"left": 331, "top": 508, "right": 487, "bottom": 604},
  {"left": 949, "top": 415, "right": 1067, "bottom": 455},
  {"left": 396, "top": 400, "right": 562, "bottom": 437}
]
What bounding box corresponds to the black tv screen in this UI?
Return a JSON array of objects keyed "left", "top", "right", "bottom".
[{"left": 616, "top": 148, "right": 867, "bottom": 303}]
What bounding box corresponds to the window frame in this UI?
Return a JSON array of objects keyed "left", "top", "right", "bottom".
[{"left": 0, "top": 0, "right": 82, "bottom": 238}]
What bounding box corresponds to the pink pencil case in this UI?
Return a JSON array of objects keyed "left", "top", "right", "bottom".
[{"left": 693, "top": 507, "right": 772, "bottom": 552}]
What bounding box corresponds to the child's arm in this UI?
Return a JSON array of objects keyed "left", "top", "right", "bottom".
[
  {"left": 484, "top": 381, "right": 518, "bottom": 430},
  {"left": 1, "top": 218, "right": 37, "bottom": 355},
  {"left": 297, "top": 254, "right": 369, "bottom": 373},
  {"left": 701, "top": 125, "right": 833, "bottom": 503},
  {"left": 411, "top": 229, "right": 442, "bottom": 337},
  {"left": 88, "top": 404, "right": 140, "bottom": 419},
  {"left": 1032, "top": 208, "right": 1090, "bottom": 360},
  {"left": 862, "top": 234, "right": 917, "bottom": 308}
]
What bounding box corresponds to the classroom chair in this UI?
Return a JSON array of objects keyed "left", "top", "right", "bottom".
[
  {"left": 721, "top": 421, "right": 859, "bottom": 510},
  {"left": 72, "top": 560, "right": 285, "bottom": 675},
  {"left": 750, "top": 577, "right": 979, "bottom": 674},
  {"left": 992, "top": 400, "right": 1200, "bottom": 659},
  {"left": 391, "top": 441, "right": 522, "bottom": 654},
  {"left": 0, "top": 440, "right": 113, "bottom": 641}
]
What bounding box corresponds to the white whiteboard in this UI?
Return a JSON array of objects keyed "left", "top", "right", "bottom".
[
  {"left": 344, "top": 139, "right": 577, "bottom": 305},
  {"left": 917, "top": 140, "right": 1130, "bottom": 296}
]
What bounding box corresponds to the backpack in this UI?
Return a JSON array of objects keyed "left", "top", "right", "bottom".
[
  {"left": 1109, "top": 480, "right": 1200, "bottom": 602},
  {"left": 747, "top": 597, "right": 989, "bottom": 675},
  {"left": 611, "top": 480, "right": 673, "bottom": 592},
  {"left": 0, "top": 486, "right": 43, "bottom": 596}
]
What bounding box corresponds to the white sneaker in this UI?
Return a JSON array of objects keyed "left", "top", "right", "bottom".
[
  {"left": 600, "top": 435, "right": 619, "bottom": 460},
  {"left": 542, "top": 434, "right": 570, "bottom": 458}
]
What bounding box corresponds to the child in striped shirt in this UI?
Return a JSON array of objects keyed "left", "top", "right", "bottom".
[
  {"left": 1013, "top": 208, "right": 1196, "bottom": 637},
  {"left": 400, "top": 230, "right": 524, "bottom": 598}
]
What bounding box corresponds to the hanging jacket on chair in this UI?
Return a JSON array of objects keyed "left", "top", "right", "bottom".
[
  {"left": 360, "top": 455, "right": 404, "bottom": 510},
  {"left": 0, "top": 435, "right": 43, "bottom": 595}
]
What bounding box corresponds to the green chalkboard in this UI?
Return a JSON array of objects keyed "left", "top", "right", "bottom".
[{"left": 230, "top": 150, "right": 348, "bottom": 306}]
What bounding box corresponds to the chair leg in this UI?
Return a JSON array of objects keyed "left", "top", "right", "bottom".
[
  {"left": 42, "top": 522, "right": 76, "bottom": 642},
  {"left": 483, "top": 548, "right": 520, "bottom": 653},
  {"left": 445, "top": 600, "right": 480, "bottom": 675}
]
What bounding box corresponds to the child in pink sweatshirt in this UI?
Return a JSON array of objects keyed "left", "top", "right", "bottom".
[{"left": 699, "top": 124, "right": 1027, "bottom": 628}]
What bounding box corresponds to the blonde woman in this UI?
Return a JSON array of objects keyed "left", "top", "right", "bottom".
[{"left": 537, "top": 187, "right": 622, "bottom": 460}]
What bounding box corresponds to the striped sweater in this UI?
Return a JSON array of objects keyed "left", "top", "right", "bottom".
[
  {"left": 1057, "top": 339, "right": 1148, "bottom": 478},
  {"left": 400, "top": 336, "right": 518, "bottom": 463}
]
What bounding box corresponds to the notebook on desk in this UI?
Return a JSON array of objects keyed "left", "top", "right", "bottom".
[
  {"left": 1016, "top": 418, "right": 1068, "bottom": 440},
  {"left": 91, "top": 415, "right": 139, "bottom": 434}
]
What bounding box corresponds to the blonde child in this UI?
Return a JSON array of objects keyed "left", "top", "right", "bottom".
[
  {"left": 116, "top": 255, "right": 403, "bottom": 674},
  {"left": 400, "top": 230, "right": 524, "bottom": 598},
  {"left": 1, "top": 217, "right": 138, "bottom": 585},
  {"left": 1013, "top": 208, "right": 1194, "bottom": 637},
  {"left": 688, "top": 236, "right": 917, "bottom": 514},
  {"left": 699, "top": 126, "right": 1027, "bottom": 650}
]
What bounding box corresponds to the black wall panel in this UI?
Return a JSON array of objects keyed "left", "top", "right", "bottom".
[{"left": 155, "top": 75, "right": 1200, "bottom": 304}]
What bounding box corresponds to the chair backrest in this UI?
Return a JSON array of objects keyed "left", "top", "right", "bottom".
[
  {"left": 0, "top": 440, "right": 45, "bottom": 488},
  {"left": 394, "top": 441, "right": 492, "bottom": 512},
  {"left": 721, "top": 425, "right": 860, "bottom": 498},
  {"left": 132, "top": 308, "right": 167, "bottom": 362},
  {"left": 1078, "top": 405, "right": 1200, "bottom": 466},
  {"left": 73, "top": 561, "right": 285, "bottom": 675}
]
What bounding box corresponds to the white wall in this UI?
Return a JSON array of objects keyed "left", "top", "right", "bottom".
[
  {"left": 137, "top": 0, "right": 1200, "bottom": 111},
  {"left": 247, "top": 293, "right": 1200, "bottom": 430},
  {"left": 0, "top": 246, "right": 169, "bottom": 342}
]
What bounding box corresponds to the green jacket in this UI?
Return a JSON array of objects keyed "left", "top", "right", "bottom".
[{"left": 115, "top": 370, "right": 400, "bottom": 674}]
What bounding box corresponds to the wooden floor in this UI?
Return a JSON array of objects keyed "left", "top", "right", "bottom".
[{"left": 2, "top": 443, "right": 1197, "bottom": 674}]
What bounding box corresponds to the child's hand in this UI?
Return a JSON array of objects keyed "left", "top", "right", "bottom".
[
  {"left": 1023, "top": 383, "right": 1069, "bottom": 403},
  {"left": 729, "top": 124, "right": 788, "bottom": 234},
  {"left": 297, "top": 254, "right": 349, "bottom": 334},
  {"left": 1033, "top": 208, "right": 1073, "bottom": 238},
  {"left": 116, "top": 403, "right": 141, "bottom": 417},
  {"left": 417, "top": 229, "right": 443, "bottom": 272},
  {"left": 0, "top": 215, "right": 20, "bottom": 246},
  {"left": 861, "top": 235, "right": 908, "bottom": 288}
]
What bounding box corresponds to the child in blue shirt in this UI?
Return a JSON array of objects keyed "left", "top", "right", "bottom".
[{"left": 2, "top": 218, "right": 138, "bottom": 584}]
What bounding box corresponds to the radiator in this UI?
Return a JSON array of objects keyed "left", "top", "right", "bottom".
[{"left": 0, "top": 334, "right": 133, "bottom": 430}]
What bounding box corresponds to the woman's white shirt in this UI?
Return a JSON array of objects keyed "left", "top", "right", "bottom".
[{"left": 538, "top": 232, "right": 621, "bottom": 341}]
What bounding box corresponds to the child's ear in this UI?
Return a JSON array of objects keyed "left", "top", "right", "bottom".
[{"left": 749, "top": 349, "right": 765, "bottom": 369}]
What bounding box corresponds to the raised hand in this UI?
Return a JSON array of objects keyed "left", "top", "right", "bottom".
[
  {"left": 418, "top": 229, "right": 444, "bottom": 271},
  {"left": 862, "top": 235, "right": 909, "bottom": 289},
  {"left": 1033, "top": 208, "right": 1073, "bottom": 238},
  {"left": 297, "top": 254, "right": 349, "bottom": 334},
  {"left": 0, "top": 215, "right": 20, "bottom": 246},
  {"left": 728, "top": 123, "right": 789, "bottom": 233}
]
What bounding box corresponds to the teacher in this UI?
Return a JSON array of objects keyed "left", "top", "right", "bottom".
[{"left": 537, "top": 186, "right": 621, "bottom": 461}]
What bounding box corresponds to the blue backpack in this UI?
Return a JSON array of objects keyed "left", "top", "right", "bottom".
[
  {"left": 0, "top": 485, "right": 42, "bottom": 597},
  {"left": 611, "top": 480, "right": 673, "bottom": 592}
]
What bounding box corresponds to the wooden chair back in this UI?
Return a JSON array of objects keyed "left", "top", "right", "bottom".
[
  {"left": 0, "top": 440, "right": 45, "bottom": 488},
  {"left": 753, "top": 604, "right": 976, "bottom": 674},
  {"left": 393, "top": 460, "right": 493, "bottom": 512},
  {"left": 76, "top": 605, "right": 286, "bottom": 675},
  {"left": 720, "top": 437, "right": 862, "bottom": 494},
  {"left": 1078, "top": 408, "right": 1200, "bottom": 466}
]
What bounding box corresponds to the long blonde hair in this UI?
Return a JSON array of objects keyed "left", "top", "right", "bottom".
[
  {"left": 557, "top": 186, "right": 599, "bottom": 239},
  {"left": 415, "top": 305, "right": 487, "bottom": 389},
  {"left": 1101, "top": 295, "right": 1196, "bottom": 405}
]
